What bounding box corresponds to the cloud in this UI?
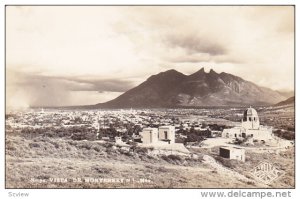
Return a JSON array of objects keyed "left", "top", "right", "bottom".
[
  {"left": 164, "top": 51, "right": 242, "bottom": 64},
  {"left": 166, "top": 53, "right": 211, "bottom": 63},
  {"left": 6, "top": 71, "right": 71, "bottom": 107},
  {"left": 69, "top": 78, "right": 135, "bottom": 93},
  {"left": 11, "top": 72, "right": 134, "bottom": 92},
  {"left": 164, "top": 34, "right": 227, "bottom": 56},
  {"left": 6, "top": 6, "right": 294, "bottom": 106},
  {"left": 6, "top": 71, "right": 134, "bottom": 106}
]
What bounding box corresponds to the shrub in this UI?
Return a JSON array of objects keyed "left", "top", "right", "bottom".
[
  {"left": 273, "top": 130, "right": 295, "bottom": 140},
  {"left": 145, "top": 165, "right": 155, "bottom": 169},
  {"left": 6, "top": 140, "right": 16, "bottom": 151},
  {"left": 77, "top": 143, "right": 92, "bottom": 150},
  {"left": 156, "top": 166, "right": 168, "bottom": 172},
  {"left": 93, "top": 146, "right": 101, "bottom": 152},
  {"left": 167, "top": 154, "right": 182, "bottom": 161},
  {"left": 29, "top": 143, "right": 40, "bottom": 148},
  {"left": 105, "top": 145, "right": 116, "bottom": 154},
  {"left": 103, "top": 142, "right": 114, "bottom": 148},
  {"left": 233, "top": 138, "right": 245, "bottom": 145},
  {"left": 50, "top": 142, "right": 59, "bottom": 149},
  {"left": 36, "top": 175, "right": 50, "bottom": 180},
  {"left": 247, "top": 181, "right": 255, "bottom": 185},
  {"left": 93, "top": 167, "right": 111, "bottom": 174},
  {"left": 161, "top": 154, "right": 182, "bottom": 163},
  {"left": 120, "top": 150, "right": 134, "bottom": 156},
  {"left": 6, "top": 146, "right": 16, "bottom": 151},
  {"left": 214, "top": 156, "right": 236, "bottom": 169},
  {"left": 135, "top": 147, "right": 148, "bottom": 154}
]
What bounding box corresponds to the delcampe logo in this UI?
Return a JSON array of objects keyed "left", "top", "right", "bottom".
[{"left": 250, "top": 162, "right": 285, "bottom": 184}]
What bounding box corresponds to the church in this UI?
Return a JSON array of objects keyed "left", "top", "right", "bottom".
[{"left": 222, "top": 107, "right": 273, "bottom": 142}]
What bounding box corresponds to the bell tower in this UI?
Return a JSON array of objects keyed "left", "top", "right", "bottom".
[{"left": 241, "top": 107, "right": 260, "bottom": 130}]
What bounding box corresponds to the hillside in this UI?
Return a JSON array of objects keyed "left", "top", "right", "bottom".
[
  {"left": 6, "top": 133, "right": 294, "bottom": 188},
  {"left": 275, "top": 96, "right": 295, "bottom": 106}
]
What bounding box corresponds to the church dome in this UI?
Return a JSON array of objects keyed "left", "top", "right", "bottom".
[
  {"left": 243, "top": 107, "right": 258, "bottom": 118},
  {"left": 242, "top": 107, "right": 260, "bottom": 130}
]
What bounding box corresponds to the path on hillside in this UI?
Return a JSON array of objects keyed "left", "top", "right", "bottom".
[
  {"left": 201, "top": 138, "right": 293, "bottom": 153},
  {"left": 203, "top": 155, "right": 256, "bottom": 184}
]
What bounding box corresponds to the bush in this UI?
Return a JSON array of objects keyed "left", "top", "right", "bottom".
[
  {"left": 103, "top": 142, "right": 114, "bottom": 148},
  {"left": 273, "top": 130, "right": 295, "bottom": 140},
  {"left": 20, "top": 126, "right": 97, "bottom": 140},
  {"left": 93, "top": 146, "right": 101, "bottom": 152},
  {"left": 6, "top": 140, "right": 16, "bottom": 151},
  {"left": 161, "top": 154, "right": 182, "bottom": 163},
  {"left": 121, "top": 151, "right": 134, "bottom": 156},
  {"left": 93, "top": 167, "right": 111, "bottom": 174},
  {"left": 71, "top": 132, "right": 96, "bottom": 141},
  {"left": 77, "top": 143, "right": 92, "bottom": 150},
  {"left": 145, "top": 165, "right": 155, "bottom": 169},
  {"left": 36, "top": 175, "right": 50, "bottom": 180},
  {"left": 156, "top": 166, "right": 168, "bottom": 172},
  {"left": 214, "top": 156, "right": 237, "bottom": 169},
  {"left": 50, "top": 141, "right": 59, "bottom": 149},
  {"left": 135, "top": 147, "right": 148, "bottom": 154},
  {"left": 167, "top": 154, "right": 182, "bottom": 161},
  {"left": 29, "top": 143, "right": 40, "bottom": 148},
  {"left": 105, "top": 145, "right": 116, "bottom": 154},
  {"left": 6, "top": 145, "right": 16, "bottom": 151}
]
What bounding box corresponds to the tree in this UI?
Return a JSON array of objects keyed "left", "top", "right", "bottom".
[{"left": 201, "top": 122, "right": 208, "bottom": 128}]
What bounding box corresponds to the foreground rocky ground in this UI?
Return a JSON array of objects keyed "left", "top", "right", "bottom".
[{"left": 6, "top": 134, "right": 294, "bottom": 188}]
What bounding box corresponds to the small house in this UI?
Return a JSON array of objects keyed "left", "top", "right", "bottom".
[
  {"left": 140, "top": 128, "right": 158, "bottom": 144},
  {"left": 158, "top": 126, "right": 175, "bottom": 144},
  {"left": 219, "top": 146, "right": 245, "bottom": 162}
]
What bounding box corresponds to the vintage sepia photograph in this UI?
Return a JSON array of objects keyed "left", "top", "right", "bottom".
[{"left": 5, "top": 5, "right": 295, "bottom": 189}]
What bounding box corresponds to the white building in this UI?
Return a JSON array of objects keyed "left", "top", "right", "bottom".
[
  {"left": 140, "top": 128, "right": 158, "bottom": 144},
  {"left": 219, "top": 146, "right": 245, "bottom": 162},
  {"left": 222, "top": 107, "right": 273, "bottom": 142},
  {"left": 140, "top": 126, "right": 176, "bottom": 145},
  {"left": 241, "top": 107, "right": 260, "bottom": 130},
  {"left": 158, "top": 126, "right": 175, "bottom": 144}
]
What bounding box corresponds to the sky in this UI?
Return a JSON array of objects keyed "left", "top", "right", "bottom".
[{"left": 6, "top": 6, "right": 294, "bottom": 107}]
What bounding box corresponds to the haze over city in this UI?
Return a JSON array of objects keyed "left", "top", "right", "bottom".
[{"left": 6, "top": 6, "right": 294, "bottom": 107}]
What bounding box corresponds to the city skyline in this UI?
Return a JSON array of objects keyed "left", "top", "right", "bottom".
[{"left": 6, "top": 6, "right": 294, "bottom": 107}]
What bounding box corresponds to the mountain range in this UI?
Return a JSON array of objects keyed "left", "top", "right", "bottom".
[
  {"left": 275, "top": 96, "right": 295, "bottom": 106},
  {"left": 87, "top": 68, "right": 289, "bottom": 108}
]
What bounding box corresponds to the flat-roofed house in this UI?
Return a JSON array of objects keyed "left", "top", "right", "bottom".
[
  {"left": 219, "top": 146, "right": 245, "bottom": 162},
  {"left": 158, "top": 126, "right": 175, "bottom": 144},
  {"left": 140, "top": 128, "right": 158, "bottom": 144}
]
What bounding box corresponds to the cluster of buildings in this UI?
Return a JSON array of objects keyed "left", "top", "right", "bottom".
[
  {"left": 219, "top": 107, "right": 275, "bottom": 162},
  {"left": 222, "top": 107, "right": 273, "bottom": 143},
  {"left": 6, "top": 106, "right": 278, "bottom": 162},
  {"left": 6, "top": 108, "right": 213, "bottom": 136}
]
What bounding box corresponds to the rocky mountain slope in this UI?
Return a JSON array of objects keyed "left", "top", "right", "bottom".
[{"left": 91, "top": 68, "right": 287, "bottom": 108}]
